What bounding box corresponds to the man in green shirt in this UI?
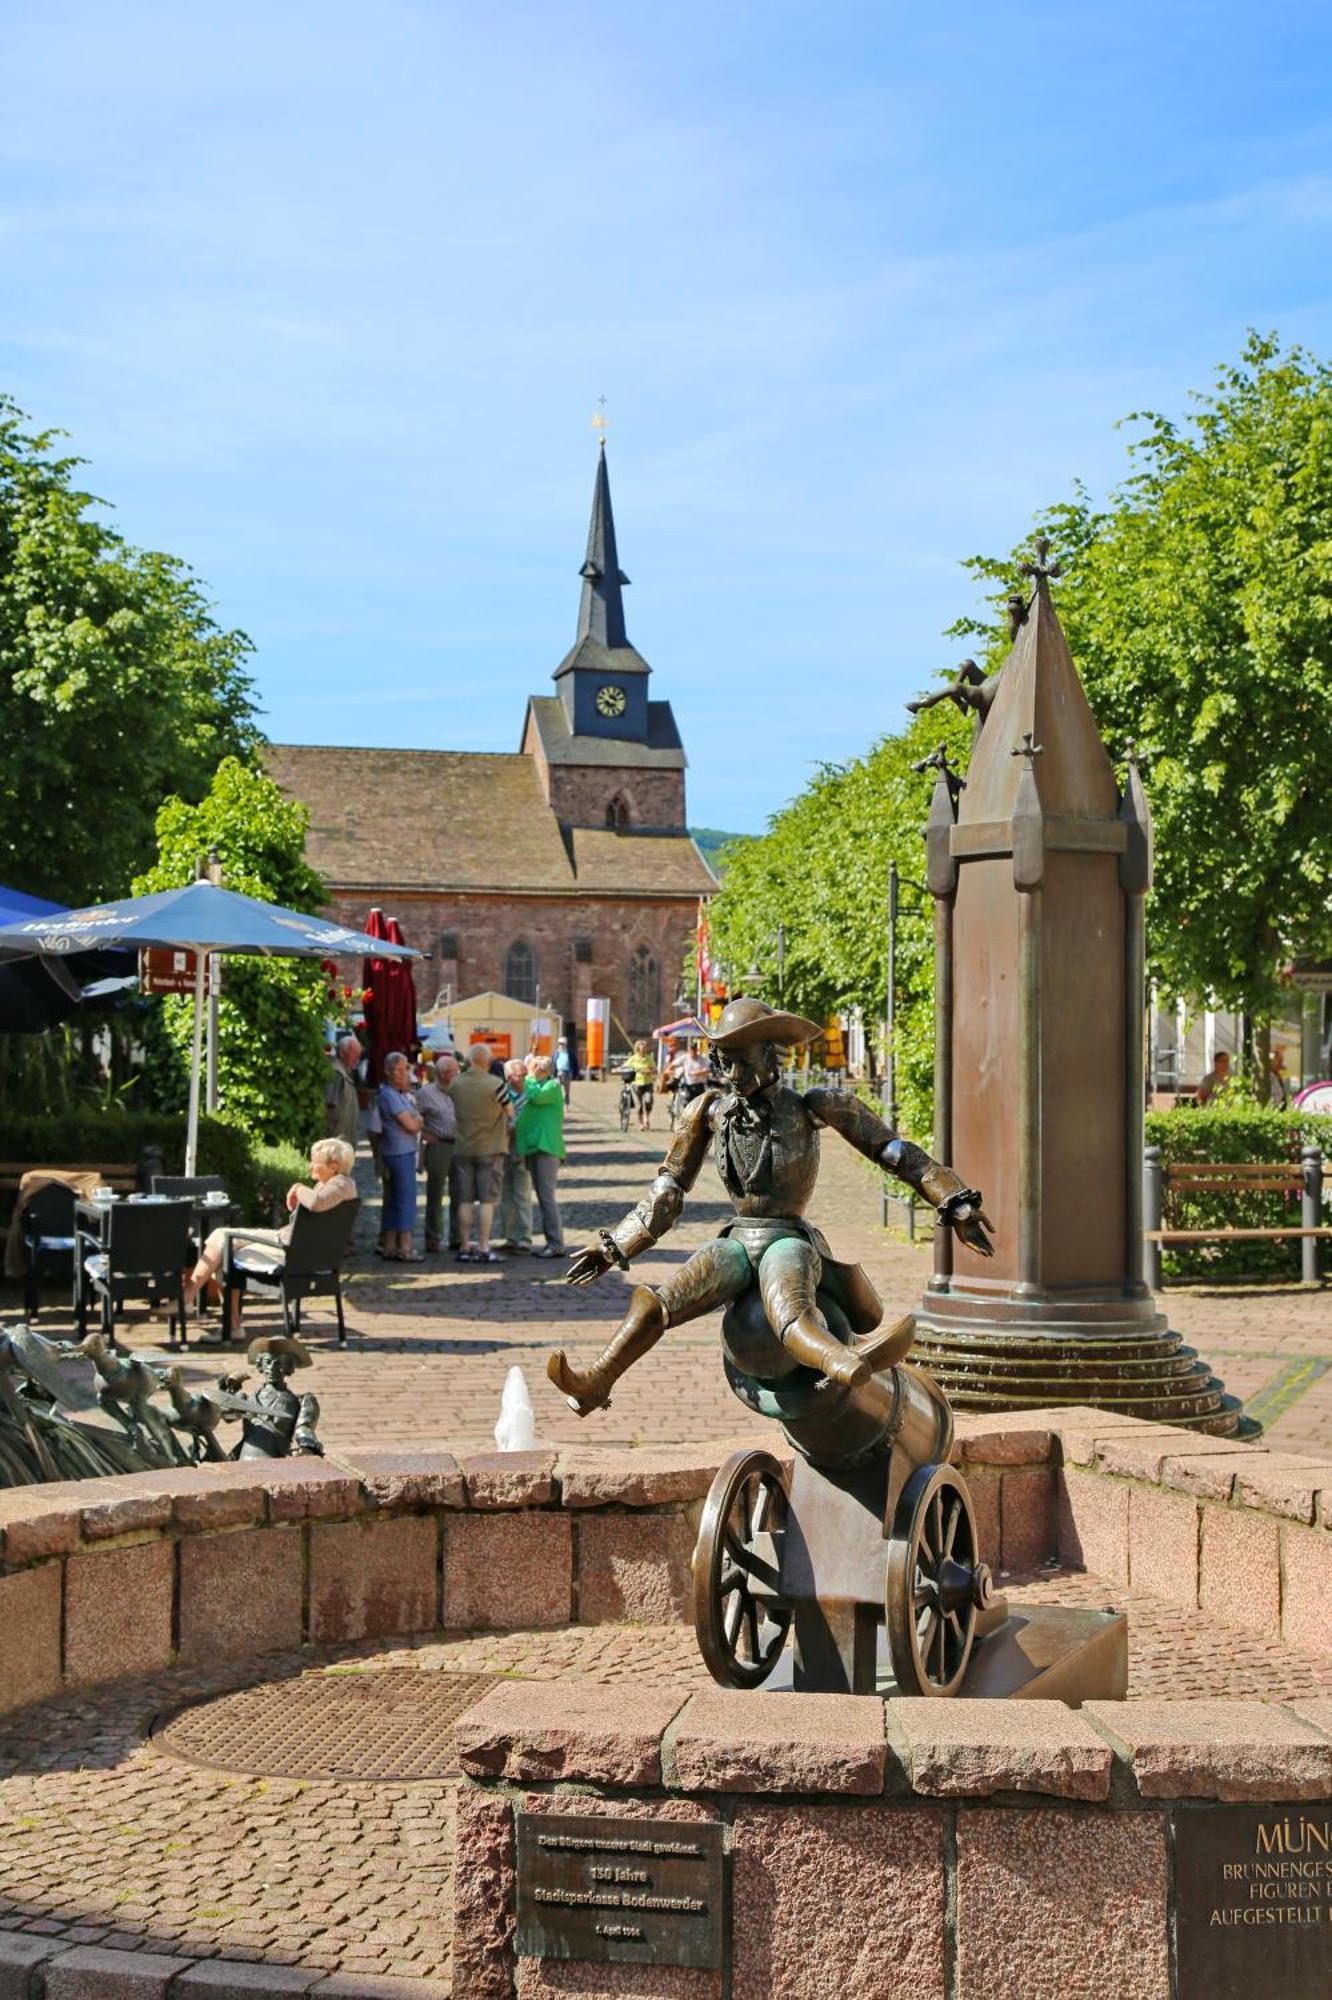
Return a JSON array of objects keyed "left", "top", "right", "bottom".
[{"left": 515, "top": 1055, "right": 568, "bottom": 1258}]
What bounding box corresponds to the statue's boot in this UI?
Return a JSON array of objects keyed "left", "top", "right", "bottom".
[
  {"left": 547, "top": 1286, "right": 668, "bottom": 1417},
  {"left": 853, "top": 1311, "right": 916, "bottom": 1373},
  {"left": 780, "top": 1309, "right": 871, "bottom": 1391}
]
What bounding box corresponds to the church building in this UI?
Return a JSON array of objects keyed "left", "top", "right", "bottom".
[{"left": 267, "top": 447, "right": 717, "bottom": 1042}]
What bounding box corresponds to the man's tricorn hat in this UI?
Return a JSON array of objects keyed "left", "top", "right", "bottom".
[
  {"left": 246, "top": 1335, "right": 313, "bottom": 1370},
  {"left": 707, "top": 995, "right": 821, "bottom": 1052}
]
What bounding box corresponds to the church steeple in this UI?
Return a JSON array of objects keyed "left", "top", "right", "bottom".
[{"left": 577, "top": 442, "right": 631, "bottom": 649}]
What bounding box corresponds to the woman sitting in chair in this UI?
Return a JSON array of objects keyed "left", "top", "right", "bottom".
[{"left": 183, "top": 1138, "right": 357, "bottom": 1333}]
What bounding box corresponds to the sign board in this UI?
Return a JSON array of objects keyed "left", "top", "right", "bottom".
[
  {"left": 515, "top": 1810, "right": 724, "bottom": 1969},
  {"left": 140, "top": 949, "right": 220, "bottom": 997},
  {"left": 1175, "top": 1802, "right": 1332, "bottom": 1999},
  {"left": 467, "top": 1030, "right": 511, "bottom": 1061}
]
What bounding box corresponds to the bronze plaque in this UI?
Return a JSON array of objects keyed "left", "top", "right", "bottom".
[
  {"left": 515, "top": 1810, "right": 724, "bottom": 1968},
  {"left": 1176, "top": 1802, "right": 1332, "bottom": 1999}
]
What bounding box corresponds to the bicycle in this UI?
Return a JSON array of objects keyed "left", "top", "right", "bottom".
[{"left": 618, "top": 1072, "right": 636, "bottom": 1132}]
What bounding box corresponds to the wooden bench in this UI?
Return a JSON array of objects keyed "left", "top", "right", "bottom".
[{"left": 1143, "top": 1146, "right": 1332, "bottom": 1287}]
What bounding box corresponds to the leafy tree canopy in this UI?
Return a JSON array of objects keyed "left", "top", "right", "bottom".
[
  {"left": 708, "top": 706, "right": 971, "bottom": 1141},
  {"left": 952, "top": 332, "right": 1332, "bottom": 1018},
  {"left": 0, "top": 396, "right": 259, "bottom": 905},
  {"left": 134, "top": 758, "right": 330, "bottom": 1148}
]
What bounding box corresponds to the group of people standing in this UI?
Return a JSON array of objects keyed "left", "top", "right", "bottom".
[{"left": 324, "top": 1031, "right": 568, "bottom": 1265}]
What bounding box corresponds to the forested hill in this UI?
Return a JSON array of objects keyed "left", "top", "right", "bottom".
[{"left": 690, "top": 828, "right": 749, "bottom": 876}]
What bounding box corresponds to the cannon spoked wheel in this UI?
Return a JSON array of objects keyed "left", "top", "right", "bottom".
[
  {"left": 885, "top": 1463, "right": 991, "bottom": 1697},
  {"left": 692, "top": 1448, "right": 793, "bottom": 1689}
]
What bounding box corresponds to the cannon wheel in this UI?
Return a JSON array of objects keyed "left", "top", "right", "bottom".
[
  {"left": 885, "top": 1463, "right": 983, "bottom": 1697},
  {"left": 692, "top": 1448, "right": 793, "bottom": 1689}
]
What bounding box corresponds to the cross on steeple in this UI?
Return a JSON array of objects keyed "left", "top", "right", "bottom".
[
  {"left": 1011, "top": 732, "right": 1044, "bottom": 764},
  {"left": 1020, "top": 535, "right": 1063, "bottom": 588},
  {"left": 912, "top": 741, "right": 966, "bottom": 812}
]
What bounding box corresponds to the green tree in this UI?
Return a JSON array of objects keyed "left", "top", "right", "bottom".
[
  {"left": 953, "top": 334, "right": 1332, "bottom": 1087},
  {"left": 708, "top": 706, "right": 971, "bottom": 1140},
  {"left": 0, "top": 396, "right": 258, "bottom": 904},
  {"left": 134, "top": 758, "right": 330, "bottom": 1147}
]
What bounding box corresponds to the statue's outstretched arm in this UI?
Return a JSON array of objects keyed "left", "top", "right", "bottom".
[
  {"left": 805, "top": 1088, "right": 994, "bottom": 1256},
  {"left": 567, "top": 1089, "right": 720, "bottom": 1287}
]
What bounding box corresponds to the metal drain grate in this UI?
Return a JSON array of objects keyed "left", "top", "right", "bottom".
[{"left": 151, "top": 1669, "right": 502, "bottom": 1782}]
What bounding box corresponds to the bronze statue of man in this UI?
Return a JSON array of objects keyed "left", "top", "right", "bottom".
[{"left": 549, "top": 997, "right": 993, "bottom": 1416}]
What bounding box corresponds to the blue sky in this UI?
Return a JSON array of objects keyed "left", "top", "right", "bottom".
[{"left": 5, "top": 2, "right": 1332, "bottom": 832}]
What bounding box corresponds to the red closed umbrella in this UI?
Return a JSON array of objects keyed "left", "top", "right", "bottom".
[
  {"left": 361, "top": 906, "right": 389, "bottom": 1083},
  {"left": 381, "top": 916, "right": 419, "bottom": 1065}
]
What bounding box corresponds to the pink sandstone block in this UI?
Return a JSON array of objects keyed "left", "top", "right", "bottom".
[
  {"left": 0, "top": 1934, "right": 66, "bottom": 1999},
  {"left": 1049, "top": 1411, "right": 1166, "bottom": 1468},
  {"left": 1159, "top": 1449, "right": 1268, "bottom": 1504},
  {"left": 1056, "top": 1466, "right": 1129, "bottom": 1586},
  {"left": 1095, "top": 1427, "right": 1241, "bottom": 1482},
  {"left": 76, "top": 1470, "right": 176, "bottom": 1540},
  {"left": 1199, "top": 1504, "right": 1280, "bottom": 1636},
  {"left": 965, "top": 1468, "right": 1000, "bottom": 1567},
  {"left": 0, "top": 1563, "right": 61, "bottom": 1715},
  {"left": 172, "top": 1964, "right": 321, "bottom": 1995},
  {"left": 327, "top": 1446, "right": 465, "bottom": 1510},
  {"left": 953, "top": 1419, "right": 1053, "bottom": 1466},
  {"left": 1286, "top": 1695, "right": 1332, "bottom": 1737},
  {"left": 1128, "top": 1484, "right": 1199, "bottom": 1608},
  {"left": 891, "top": 1696, "right": 1112, "bottom": 1800},
  {"left": 64, "top": 1536, "right": 174, "bottom": 1685},
  {"left": 575, "top": 1510, "right": 693, "bottom": 1623},
  {"left": 1280, "top": 1525, "right": 1332, "bottom": 1655},
  {"left": 309, "top": 1514, "right": 438, "bottom": 1643},
  {"left": 999, "top": 1466, "right": 1055, "bottom": 1571},
  {"left": 178, "top": 1525, "right": 304, "bottom": 1665},
  {"left": 1084, "top": 1697, "right": 1332, "bottom": 1799},
  {"left": 463, "top": 1450, "right": 557, "bottom": 1509},
  {"left": 955, "top": 1808, "right": 1168, "bottom": 1999},
  {"left": 556, "top": 1443, "right": 726, "bottom": 1508},
  {"left": 455, "top": 1678, "right": 686, "bottom": 1785},
  {"left": 1232, "top": 1453, "right": 1332, "bottom": 1524},
  {"left": 261, "top": 1461, "right": 361, "bottom": 1522},
  {"left": 732, "top": 1803, "right": 945, "bottom": 2000},
  {"left": 0, "top": 1485, "right": 83, "bottom": 1566},
  {"left": 43, "top": 1946, "right": 192, "bottom": 1997},
  {"left": 170, "top": 1464, "right": 270, "bottom": 1533},
  {"left": 670, "top": 1688, "right": 886, "bottom": 1796},
  {"left": 452, "top": 1787, "right": 515, "bottom": 2000},
  {"left": 517, "top": 1794, "right": 722, "bottom": 2000},
  {"left": 443, "top": 1511, "right": 571, "bottom": 1629}
]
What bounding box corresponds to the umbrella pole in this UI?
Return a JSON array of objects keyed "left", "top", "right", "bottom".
[{"left": 185, "top": 950, "right": 206, "bottom": 1177}]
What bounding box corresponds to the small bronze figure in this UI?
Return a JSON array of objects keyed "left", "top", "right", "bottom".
[
  {"left": 231, "top": 1335, "right": 323, "bottom": 1460},
  {"left": 548, "top": 997, "right": 992, "bottom": 1417},
  {"left": 905, "top": 657, "right": 997, "bottom": 731}
]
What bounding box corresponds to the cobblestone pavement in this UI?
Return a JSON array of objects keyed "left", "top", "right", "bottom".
[
  {"left": 4, "top": 1574, "right": 1331, "bottom": 1987},
  {"left": 24, "top": 1079, "right": 1325, "bottom": 1458}
]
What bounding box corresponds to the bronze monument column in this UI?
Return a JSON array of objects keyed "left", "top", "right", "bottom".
[{"left": 913, "top": 565, "right": 1246, "bottom": 1434}]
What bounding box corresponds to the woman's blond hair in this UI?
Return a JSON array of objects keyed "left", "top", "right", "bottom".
[{"left": 311, "top": 1137, "right": 354, "bottom": 1175}]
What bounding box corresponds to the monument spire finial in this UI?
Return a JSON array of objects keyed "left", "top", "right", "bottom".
[{"left": 1020, "top": 534, "right": 1063, "bottom": 591}]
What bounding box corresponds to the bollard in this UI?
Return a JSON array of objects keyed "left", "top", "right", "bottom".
[
  {"left": 1302, "top": 1146, "right": 1323, "bottom": 1286},
  {"left": 1143, "top": 1145, "right": 1164, "bottom": 1291}
]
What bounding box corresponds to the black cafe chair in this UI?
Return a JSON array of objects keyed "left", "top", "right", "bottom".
[
  {"left": 22, "top": 1182, "right": 77, "bottom": 1321},
  {"left": 78, "top": 1199, "right": 194, "bottom": 1349},
  {"left": 223, "top": 1199, "right": 359, "bottom": 1347}
]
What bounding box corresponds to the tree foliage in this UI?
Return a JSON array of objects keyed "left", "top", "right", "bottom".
[
  {"left": 952, "top": 333, "right": 1332, "bottom": 1023},
  {"left": 134, "top": 758, "right": 329, "bottom": 1148},
  {"left": 0, "top": 396, "right": 259, "bottom": 905},
  {"left": 708, "top": 706, "right": 971, "bottom": 1141}
]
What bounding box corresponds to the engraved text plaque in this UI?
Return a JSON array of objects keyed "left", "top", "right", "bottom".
[
  {"left": 1176, "top": 1802, "right": 1332, "bottom": 1999},
  {"left": 515, "top": 1811, "right": 724, "bottom": 1968}
]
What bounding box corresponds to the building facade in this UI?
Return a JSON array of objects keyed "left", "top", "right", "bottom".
[{"left": 267, "top": 446, "right": 716, "bottom": 1049}]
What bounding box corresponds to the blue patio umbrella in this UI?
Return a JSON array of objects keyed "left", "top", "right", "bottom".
[{"left": 0, "top": 881, "right": 420, "bottom": 1172}]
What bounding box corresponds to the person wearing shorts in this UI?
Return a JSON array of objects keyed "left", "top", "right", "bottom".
[
  {"left": 449, "top": 1043, "right": 510, "bottom": 1262},
  {"left": 627, "top": 1039, "right": 656, "bottom": 1131}
]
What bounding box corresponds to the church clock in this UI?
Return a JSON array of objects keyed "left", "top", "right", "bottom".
[{"left": 595, "top": 684, "right": 627, "bottom": 718}]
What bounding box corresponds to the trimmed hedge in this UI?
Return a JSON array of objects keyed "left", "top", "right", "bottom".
[
  {"left": 1, "top": 1114, "right": 267, "bottom": 1222},
  {"left": 1146, "top": 1104, "right": 1332, "bottom": 1281}
]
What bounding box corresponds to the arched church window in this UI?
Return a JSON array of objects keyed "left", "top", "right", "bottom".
[
  {"left": 505, "top": 940, "right": 537, "bottom": 1005},
  {"left": 627, "top": 944, "right": 660, "bottom": 1035},
  {"left": 606, "top": 792, "right": 631, "bottom": 829}
]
